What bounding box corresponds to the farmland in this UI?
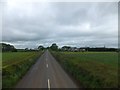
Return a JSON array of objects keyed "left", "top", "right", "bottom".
[
  {"left": 0, "top": 53, "right": 1, "bottom": 70},
  {"left": 51, "top": 51, "right": 118, "bottom": 88},
  {"left": 0, "top": 52, "right": 1, "bottom": 89},
  {"left": 2, "top": 51, "right": 43, "bottom": 88}
]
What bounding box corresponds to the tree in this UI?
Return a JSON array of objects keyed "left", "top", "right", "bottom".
[
  {"left": 25, "top": 48, "right": 29, "bottom": 51},
  {"left": 38, "top": 45, "right": 44, "bottom": 50},
  {"left": 1, "top": 43, "right": 17, "bottom": 52},
  {"left": 11, "top": 48, "right": 17, "bottom": 52},
  {"left": 50, "top": 43, "right": 58, "bottom": 51},
  {"left": 46, "top": 47, "right": 50, "bottom": 49}
]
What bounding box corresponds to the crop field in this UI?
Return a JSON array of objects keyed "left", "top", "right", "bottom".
[
  {"left": 52, "top": 51, "right": 118, "bottom": 88},
  {"left": 2, "top": 51, "right": 43, "bottom": 88}
]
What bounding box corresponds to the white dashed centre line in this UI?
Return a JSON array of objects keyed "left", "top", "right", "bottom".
[
  {"left": 48, "top": 79, "right": 50, "bottom": 90},
  {"left": 46, "top": 64, "right": 48, "bottom": 68}
]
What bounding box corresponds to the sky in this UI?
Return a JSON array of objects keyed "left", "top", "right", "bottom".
[{"left": 1, "top": 0, "right": 118, "bottom": 49}]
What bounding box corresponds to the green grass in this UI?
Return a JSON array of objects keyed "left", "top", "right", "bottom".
[
  {"left": 0, "top": 52, "right": 2, "bottom": 70},
  {"left": 3, "top": 52, "right": 41, "bottom": 68},
  {"left": 2, "top": 51, "right": 43, "bottom": 88},
  {"left": 52, "top": 51, "right": 118, "bottom": 88},
  {"left": 0, "top": 52, "right": 1, "bottom": 89}
]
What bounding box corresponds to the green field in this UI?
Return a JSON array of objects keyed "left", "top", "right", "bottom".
[
  {"left": 52, "top": 51, "right": 118, "bottom": 88},
  {"left": 3, "top": 52, "right": 41, "bottom": 68},
  {"left": 0, "top": 52, "right": 1, "bottom": 70},
  {"left": 2, "top": 51, "right": 43, "bottom": 88}
]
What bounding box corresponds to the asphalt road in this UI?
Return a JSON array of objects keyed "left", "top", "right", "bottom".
[{"left": 16, "top": 50, "right": 78, "bottom": 88}]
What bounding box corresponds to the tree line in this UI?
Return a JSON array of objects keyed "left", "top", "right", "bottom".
[
  {"left": 1, "top": 43, "right": 118, "bottom": 52},
  {"left": 1, "top": 43, "right": 17, "bottom": 52},
  {"left": 0, "top": 43, "right": 59, "bottom": 52}
]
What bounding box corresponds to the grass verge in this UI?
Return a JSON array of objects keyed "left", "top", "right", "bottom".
[{"left": 2, "top": 51, "right": 43, "bottom": 88}]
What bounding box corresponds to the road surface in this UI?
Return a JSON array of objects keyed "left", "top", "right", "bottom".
[{"left": 16, "top": 50, "right": 79, "bottom": 88}]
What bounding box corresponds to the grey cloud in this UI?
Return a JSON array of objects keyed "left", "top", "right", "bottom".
[{"left": 2, "top": 2, "right": 118, "bottom": 48}]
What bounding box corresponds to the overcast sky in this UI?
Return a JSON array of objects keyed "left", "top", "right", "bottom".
[{"left": 2, "top": 1, "right": 118, "bottom": 49}]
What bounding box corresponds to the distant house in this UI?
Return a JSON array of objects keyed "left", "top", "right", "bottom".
[
  {"left": 79, "top": 48, "right": 86, "bottom": 52},
  {"left": 61, "top": 46, "right": 71, "bottom": 51},
  {"left": 61, "top": 46, "right": 80, "bottom": 52},
  {"left": 70, "top": 47, "right": 79, "bottom": 52},
  {"left": 80, "top": 47, "right": 89, "bottom": 51},
  {"left": 34, "top": 48, "right": 39, "bottom": 51}
]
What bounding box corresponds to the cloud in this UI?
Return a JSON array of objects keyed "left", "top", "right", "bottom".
[{"left": 2, "top": 1, "right": 118, "bottom": 48}]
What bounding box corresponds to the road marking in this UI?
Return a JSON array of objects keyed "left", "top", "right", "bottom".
[
  {"left": 46, "top": 64, "right": 48, "bottom": 68},
  {"left": 47, "top": 79, "right": 50, "bottom": 90}
]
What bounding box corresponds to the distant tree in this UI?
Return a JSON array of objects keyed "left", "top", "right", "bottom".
[
  {"left": 11, "top": 48, "right": 17, "bottom": 52},
  {"left": 58, "top": 48, "right": 62, "bottom": 51},
  {"left": 38, "top": 45, "right": 44, "bottom": 50},
  {"left": 25, "top": 48, "right": 29, "bottom": 51},
  {"left": 1, "top": 43, "right": 17, "bottom": 52},
  {"left": 0, "top": 43, "right": 2, "bottom": 52},
  {"left": 50, "top": 43, "right": 58, "bottom": 51},
  {"left": 46, "top": 47, "right": 50, "bottom": 49}
]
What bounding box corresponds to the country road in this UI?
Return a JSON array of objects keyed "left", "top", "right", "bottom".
[{"left": 16, "top": 50, "right": 79, "bottom": 88}]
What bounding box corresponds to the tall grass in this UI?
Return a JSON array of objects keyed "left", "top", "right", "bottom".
[{"left": 52, "top": 51, "right": 118, "bottom": 88}]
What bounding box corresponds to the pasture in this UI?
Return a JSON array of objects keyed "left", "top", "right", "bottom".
[
  {"left": 0, "top": 53, "right": 1, "bottom": 70},
  {"left": 2, "top": 51, "right": 42, "bottom": 88},
  {"left": 3, "top": 52, "right": 41, "bottom": 68},
  {"left": 52, "top": 51, "right": 118, "bottom": 88}
]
